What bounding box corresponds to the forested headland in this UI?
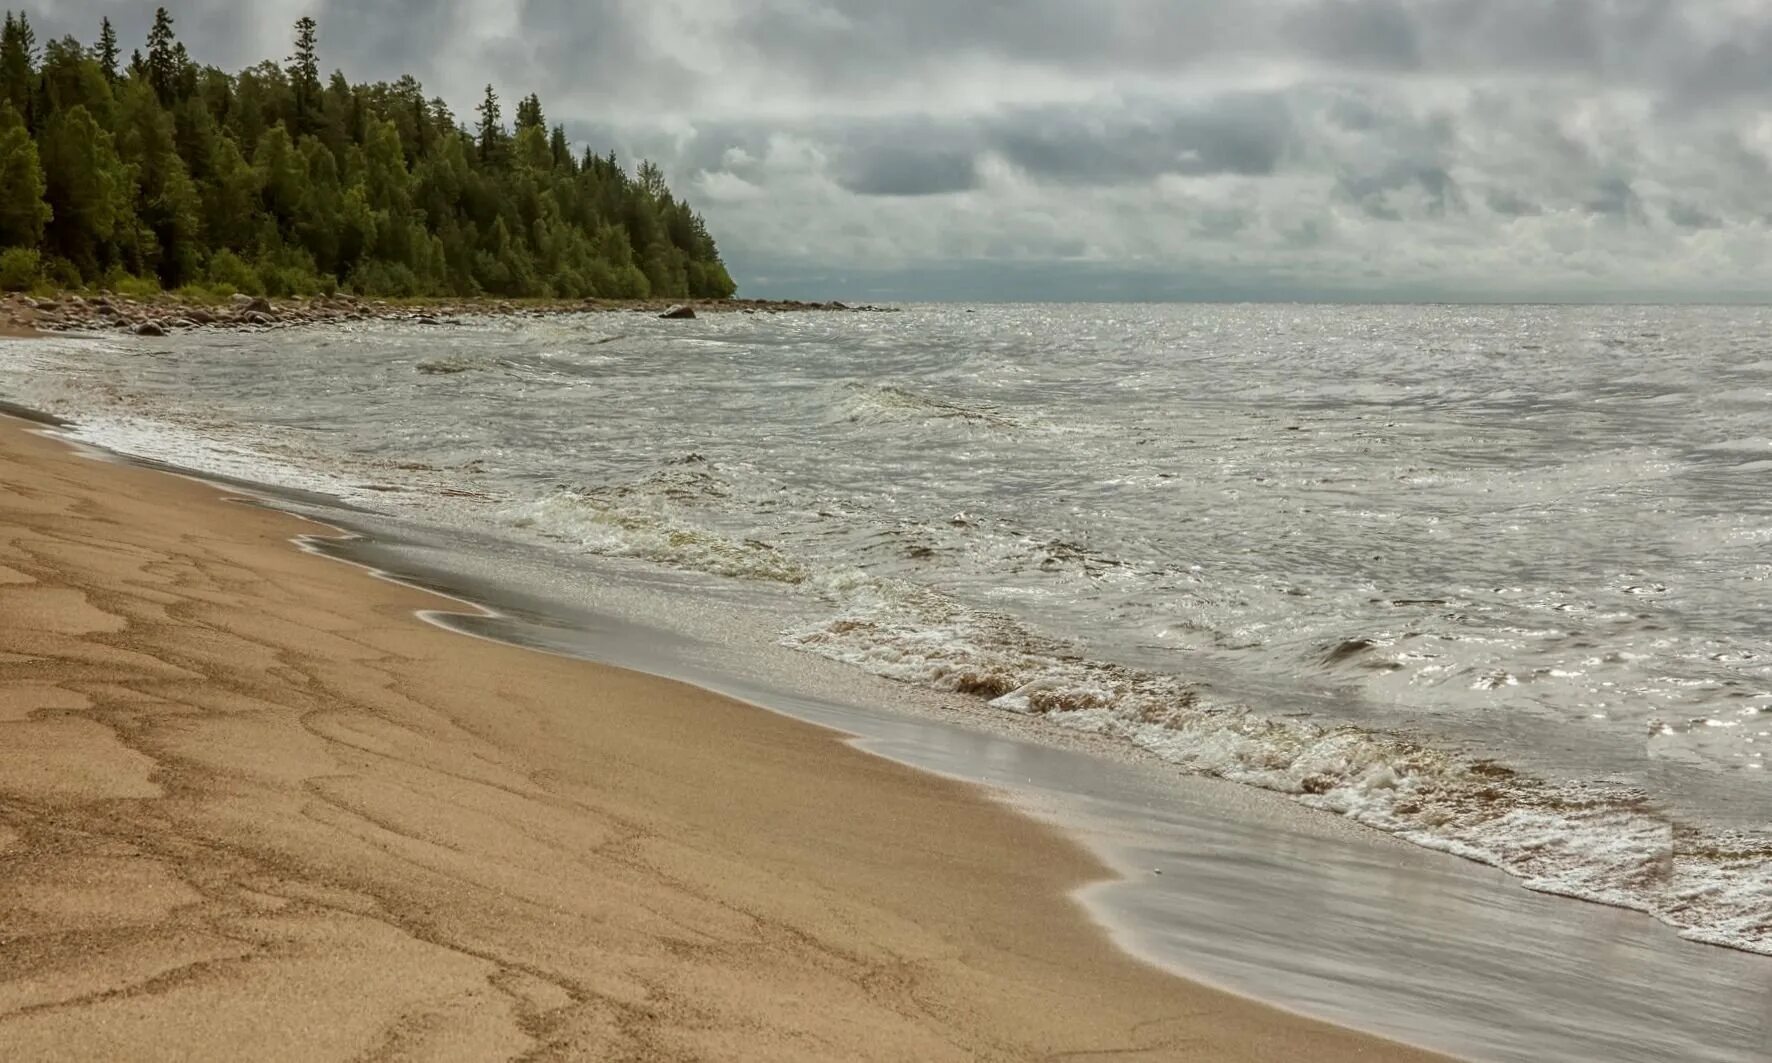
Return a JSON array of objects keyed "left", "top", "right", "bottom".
[{"left": 0, "top": 8, "right": 737, "bottom": 301}]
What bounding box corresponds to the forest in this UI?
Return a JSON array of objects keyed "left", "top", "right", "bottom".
[{"left": 0, "top": 8, "right": 737, "bottom": 300}]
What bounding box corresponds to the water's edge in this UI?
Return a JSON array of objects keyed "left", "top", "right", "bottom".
[
  {"left": 6, "top": 312, "right": 1766, "bottom": 965},
  {"left": 19, "top": 410, "right": 1771, "bottom": 1063}
]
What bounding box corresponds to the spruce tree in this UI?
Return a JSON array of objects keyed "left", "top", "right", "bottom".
[
  {"left": 287, "top": 16, "right": 319, "bottom": 131},
  {"left": 515, "top": 93, "right": 543, "bottom": 132},
  {"left": 475, "top": 83, "right": 501, "bottom": 163},
  {"left": 0, "top": 11, "right": 36, "bottom": 114},
  {"left": 95, "top": 17, "right": 118, "bottom": 82},
  {"left": 145, "top": 7, "right": 177, "bottom": 106}
]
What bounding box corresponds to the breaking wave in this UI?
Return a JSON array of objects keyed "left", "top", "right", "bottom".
[{"left": 783, "top": 582, "right": 1772, "bottom": 957}]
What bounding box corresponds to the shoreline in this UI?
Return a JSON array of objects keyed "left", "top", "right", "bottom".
[
  {"left": 295, "top": 483, "right": 1772, "bottom": 1063},
  {"left": 2, "top": 291, "right": 894, "bottom": 339},
  {"left": 0, "top": 413, "right": 1446, "bottom": 1060}
]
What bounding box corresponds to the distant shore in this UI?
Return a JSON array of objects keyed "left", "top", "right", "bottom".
[{"left": 1, "top": 291, "right": 897, "bottom": 339}]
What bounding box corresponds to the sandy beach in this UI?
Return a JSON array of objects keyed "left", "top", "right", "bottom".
[{"left": 0, "top": 413, "right": 1445, "bottom": 1061}]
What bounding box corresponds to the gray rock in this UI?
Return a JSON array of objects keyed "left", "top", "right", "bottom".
[{"left": 134, "top": 322, "right": 166, "bottom": 337}]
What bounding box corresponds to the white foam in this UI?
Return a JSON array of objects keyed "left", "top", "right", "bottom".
[{"left": 786, "top": 591, "right": 1772, "bottom": 958}]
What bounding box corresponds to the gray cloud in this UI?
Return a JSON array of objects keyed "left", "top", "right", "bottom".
[
  {"left": 837, "top": 146, "right": 979, "bottom": 197},
  {"left": 1288, "top": 0, "right": 1423, "bottom": 71},
  {"left": 989, "top": 94, "right": 1294, "bottom": 185},
  {"left": 21, "top": 0, "right": 1772, "bottom": 300}
]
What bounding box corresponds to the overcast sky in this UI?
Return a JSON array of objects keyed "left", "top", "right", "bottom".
[{"left": 25, "top": 1, "right": 1772, "bottom": 301}]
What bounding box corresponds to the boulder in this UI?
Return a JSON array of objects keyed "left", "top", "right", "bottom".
[
  {"left": 134, "top": 322, "right": 166, "bottom": 337},
  {"left": 229, "top": 292, "right": 255, "bottom": 308},
  {"left": 185, "top": 308, "right": 216, "bottom": 324},
  {"left": 658, "top": 304, "right": 697, "bottom": 320}
]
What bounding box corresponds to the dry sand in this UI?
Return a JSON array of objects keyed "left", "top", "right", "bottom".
[{"left": 0, "top": 415, "right": 1448, "bottom": 1062}]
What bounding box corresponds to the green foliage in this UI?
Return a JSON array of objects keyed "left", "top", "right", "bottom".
[
  {"left": 203, "top": 248, "right": 261, "bottom": 294},
  {"left": 39, "top": 254, "right": 80, "bottom": 289},
  {"left": 0, "top": 115, "right": 50, "bottom": 247},
  {"left": 0, "top": 245, "right": 38, "bottom": 289},
  {"left": 108, "top": 271, "right": 161, "bottom": 298},
  {"left": 0, "top": 8, "right": 736, "bottom": 299}
]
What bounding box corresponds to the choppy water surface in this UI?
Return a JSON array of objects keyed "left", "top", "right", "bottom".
[{"left": 5, "top": 303, "right": 1770, "bottom": 957}]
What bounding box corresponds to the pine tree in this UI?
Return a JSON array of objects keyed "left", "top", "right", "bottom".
[
  {"left": 549, "top": 125, "right": 573, "bottom": 171},
  {"left": 515, "top": 93, "right": 543, "bottom": 132},
  {"left": 286, "top": 16, "right": 319, "bottom": 132},
  {"left": 145, "top": 7, "right": 178, "bottom": 106},
  {"left": 95, "top": 17, "right": 118, "bottom": 82},
  {"left": 475, "top": 84, "right": 501, "bottom": 164},
  {"left": 0, "top": 11, "right": 37, "bottom": 115}
]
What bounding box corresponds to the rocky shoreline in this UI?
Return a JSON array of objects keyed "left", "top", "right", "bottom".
[{"left": 3, "top": 292, "right": 897, "bottom": 338}]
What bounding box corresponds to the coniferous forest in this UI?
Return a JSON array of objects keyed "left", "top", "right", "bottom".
[{"left": 0, "top": 8, "right": 738, "bottom": 300}]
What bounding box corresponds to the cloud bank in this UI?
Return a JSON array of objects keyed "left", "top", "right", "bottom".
[{"left": 27, "top": 0, "right": 1772, "bottom": 300}]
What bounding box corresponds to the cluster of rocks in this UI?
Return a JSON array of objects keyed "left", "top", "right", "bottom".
[{"left": 3, "top": 291, "right": 899, "bottom": 338}]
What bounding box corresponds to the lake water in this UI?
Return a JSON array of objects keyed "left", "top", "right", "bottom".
[{"left": 4, "top": 302, "right": 1769, "bottom": 966}]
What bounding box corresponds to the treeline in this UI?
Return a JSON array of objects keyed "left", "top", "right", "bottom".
[{"left": 0, "top": 8, "right": 736, "bottom": 299}]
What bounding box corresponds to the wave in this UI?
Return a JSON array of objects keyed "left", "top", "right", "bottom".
[
  {"left": 21, "top": 362, "right": 1768, "bottom": 962},
  {"left": 835, "top": 383, "right": 1019, "bottom": 429},
  {"left": 505, "top": 468, "right": 809, "bottom": 584},
  {"left": 784, "top": 580, "right": 1772, "bottom": 958}
]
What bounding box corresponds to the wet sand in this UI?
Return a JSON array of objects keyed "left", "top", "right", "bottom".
[{"left": 0, "top": 414, "right": 1446, "bottom": 1061}]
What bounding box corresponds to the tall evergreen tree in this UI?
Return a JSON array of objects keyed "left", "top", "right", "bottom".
[
  {"left": 286, "top": 16, "right": 319, "bottom": 131},
  {"left": 94, "top": 17, "right": 118, "bottom": 82},
  {"left": 0, "top": 11, "right": 36, "bottom": 115},
  {"left": 475, "top": 83, "right": 501, "bottom": 164},
  {"left": 145, "top": 7, "right": 177, "bottom": 106},
  {"left": 514, "top": 92, "right": 543, "bottom": 132}
]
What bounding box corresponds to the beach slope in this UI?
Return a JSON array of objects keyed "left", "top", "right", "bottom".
[{"left": 0, "top": 416, "right": 1444, "bottom": 1062}]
